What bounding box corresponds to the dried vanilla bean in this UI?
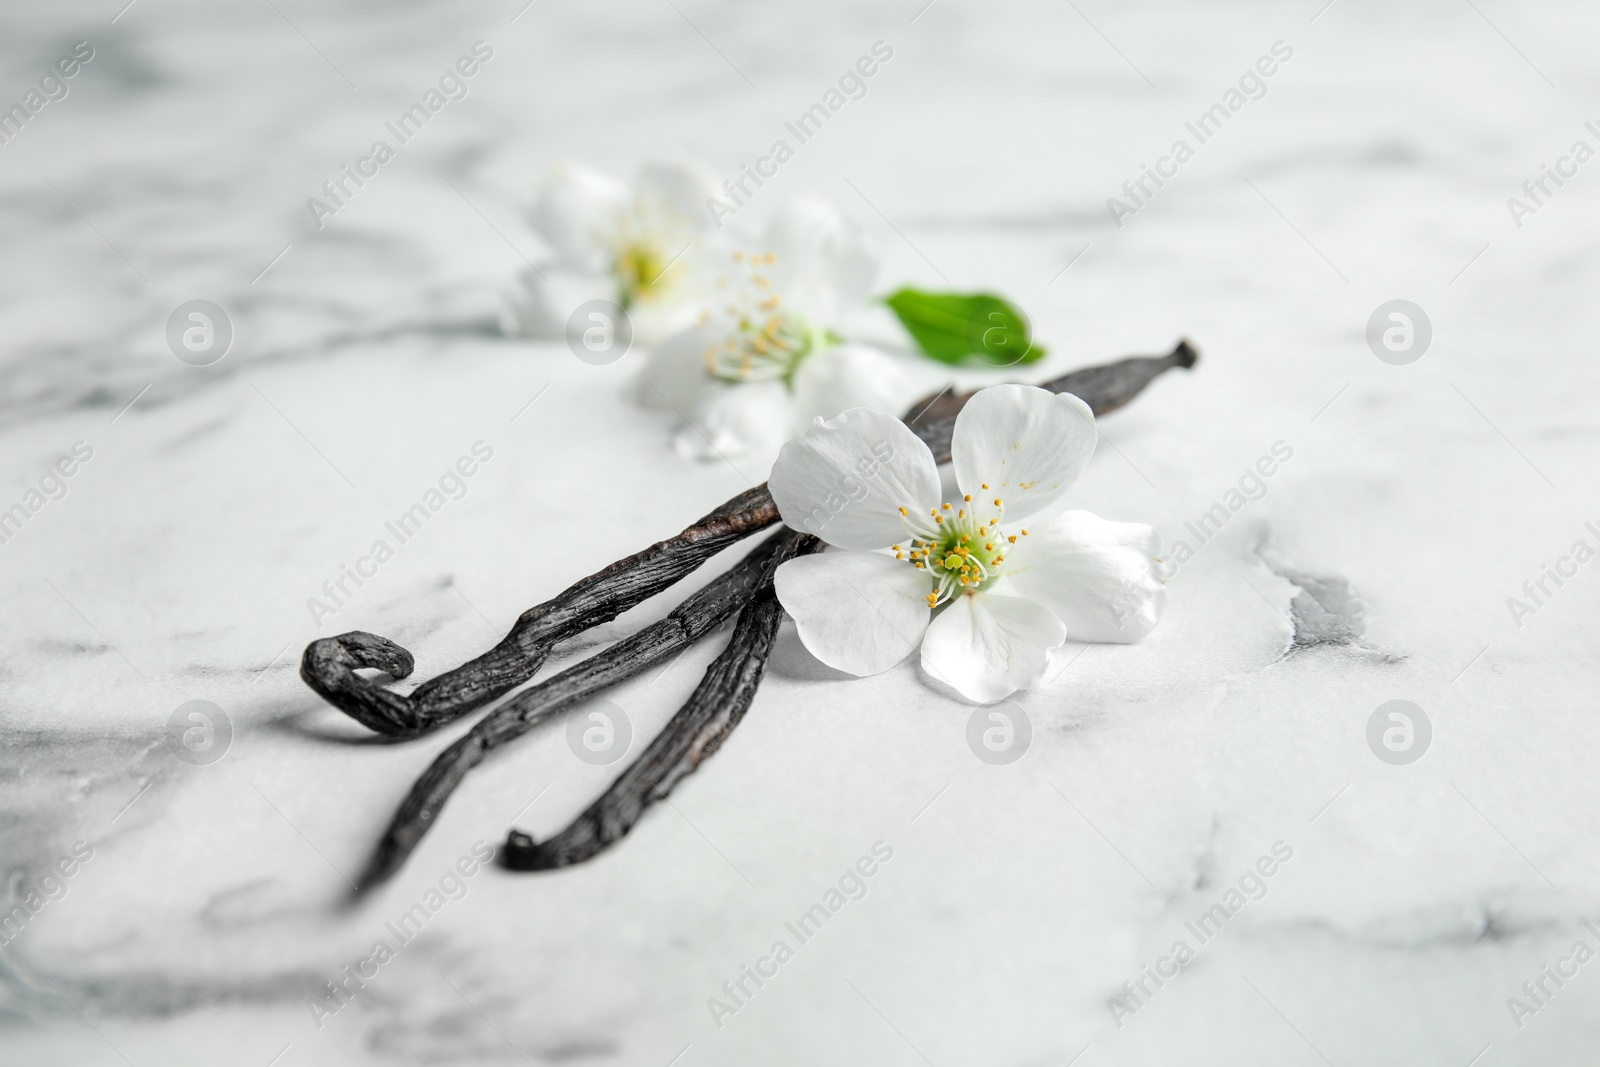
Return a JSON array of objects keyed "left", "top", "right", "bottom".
[
  {"left": 907, "top": 339, "right": 1197, "bottom": 455},
  {"left": 503, "top": 579, "right": 794, "bottom": 871},
  {"left": 300, "top": 484, "right": 777, "bottom": 736},
  {"left": 301, "top": 341, "right": 1196, "bottom": 739},
  {"left": 355, "top": 528, "right": 815, "bottom": 891}
]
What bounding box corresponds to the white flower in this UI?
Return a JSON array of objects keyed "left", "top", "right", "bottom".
[
  {"left": 638, "top": 196, "right": 909, "bottom": 461},
  {"left": 500, "top": 153, "right": 722, "bottom": 343},
  {"left": 768, "top": 384, "right": 1166, "bottom": 703}
]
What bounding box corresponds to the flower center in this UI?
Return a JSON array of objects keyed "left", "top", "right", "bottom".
[
  {"left": 614, "top": 241, "right": 673, "bottom": 309},
  {"left": 700, "top": 248, "right": 829, "bottom": 386},
  {"left": 894, "top": 492, "right": 1026, "bottom": 609}
]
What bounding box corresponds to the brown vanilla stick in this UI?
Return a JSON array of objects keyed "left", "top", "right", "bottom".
[
  {"left": 502, "top": 580, "right": 794, "bottom": 871},
  {"left": 354, "top": 528, "right": 816, "bottom": 891}
]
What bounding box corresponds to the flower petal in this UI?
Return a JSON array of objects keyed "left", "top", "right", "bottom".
[
  {"left": 774, "top": 551, "right": 931, "bottom": 676},
  {"left": 768, "top": 406, "right": 940, "bottom": 550},
  {"left": 637, "top": 323, "right": 720, "bottom": 412},
  {"left": 951, "top": 385, "right": 1096, "bottom": 524},
  {"left": 1002, "top": 510, "right": 1166, "bottom": 643},
  {"left": 762, "top": 197, "right": 877, "bottom": 324},
  {"left": 670, "top": 380, "right": 794, "bottom": 461},
  {"left": 525, "top": 161, "right": 629, "bottom": 269},
  {"left": 791, "top": 342, "right": 911, "bottom": 425},
  {"left": 920, "top": 592, "right": 1066, "bottom": 704},
  {"left": 633, "top": 153, "right": 722, "bottom": 235}
]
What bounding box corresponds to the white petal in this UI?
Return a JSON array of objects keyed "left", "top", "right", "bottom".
[
  {"left": 636, "top": 323, "right": 720, "bottom": 412},
  {"left": 951, "top": 384, "right": 1097, "bottom": 524},
  {"left": 525, "top": 161, "right": 628, "bottom": 269},
  {"left": 920, "top": 592, "right": 1066, "bottom": 704},
  {"left": 670, "top": 381, "right": 794, "bottom": 461},
  {"left": 633, "top": 153, "right": 722, "bottom": 235},
  {"left": 791, "top": 342, "right": 911, "bottom": 425},
  {"left": 1002, "top": 510, "right": 1167, "bottom": 643},
  {"left": 499, "top": 264, "right": 616, "bottom": 339},
  {"left": 762, "top": 197, "right": 877, "bottom": 323},
  {"left": 768, "top": 406, "right": 940, "bottom": 550},
  {"left": 774, "top": 552, "right": 931, "bottom": 676}
]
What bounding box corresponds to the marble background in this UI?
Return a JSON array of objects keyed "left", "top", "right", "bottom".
[{"left": 4, "top": 0, "right": 1599, "bottom": 1064}]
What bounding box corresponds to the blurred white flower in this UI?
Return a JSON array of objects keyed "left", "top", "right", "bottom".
[
  {"left": 500, "top": 153, "right": 721, "bottom": 344},
  {"left": 768, "top": 385, "right": 1166, "bottom": 704},
  {"left": 638, "top": 196, "right": 910, "bottom": 460}
]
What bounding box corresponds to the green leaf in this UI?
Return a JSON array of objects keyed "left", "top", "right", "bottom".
[{"left": 883, "top": 288, "right": 1046, "bottom": 367}]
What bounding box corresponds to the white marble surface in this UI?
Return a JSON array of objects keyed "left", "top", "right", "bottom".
[{"left": 5, "top": 0, "right": 1600, "bottom": 1064}]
